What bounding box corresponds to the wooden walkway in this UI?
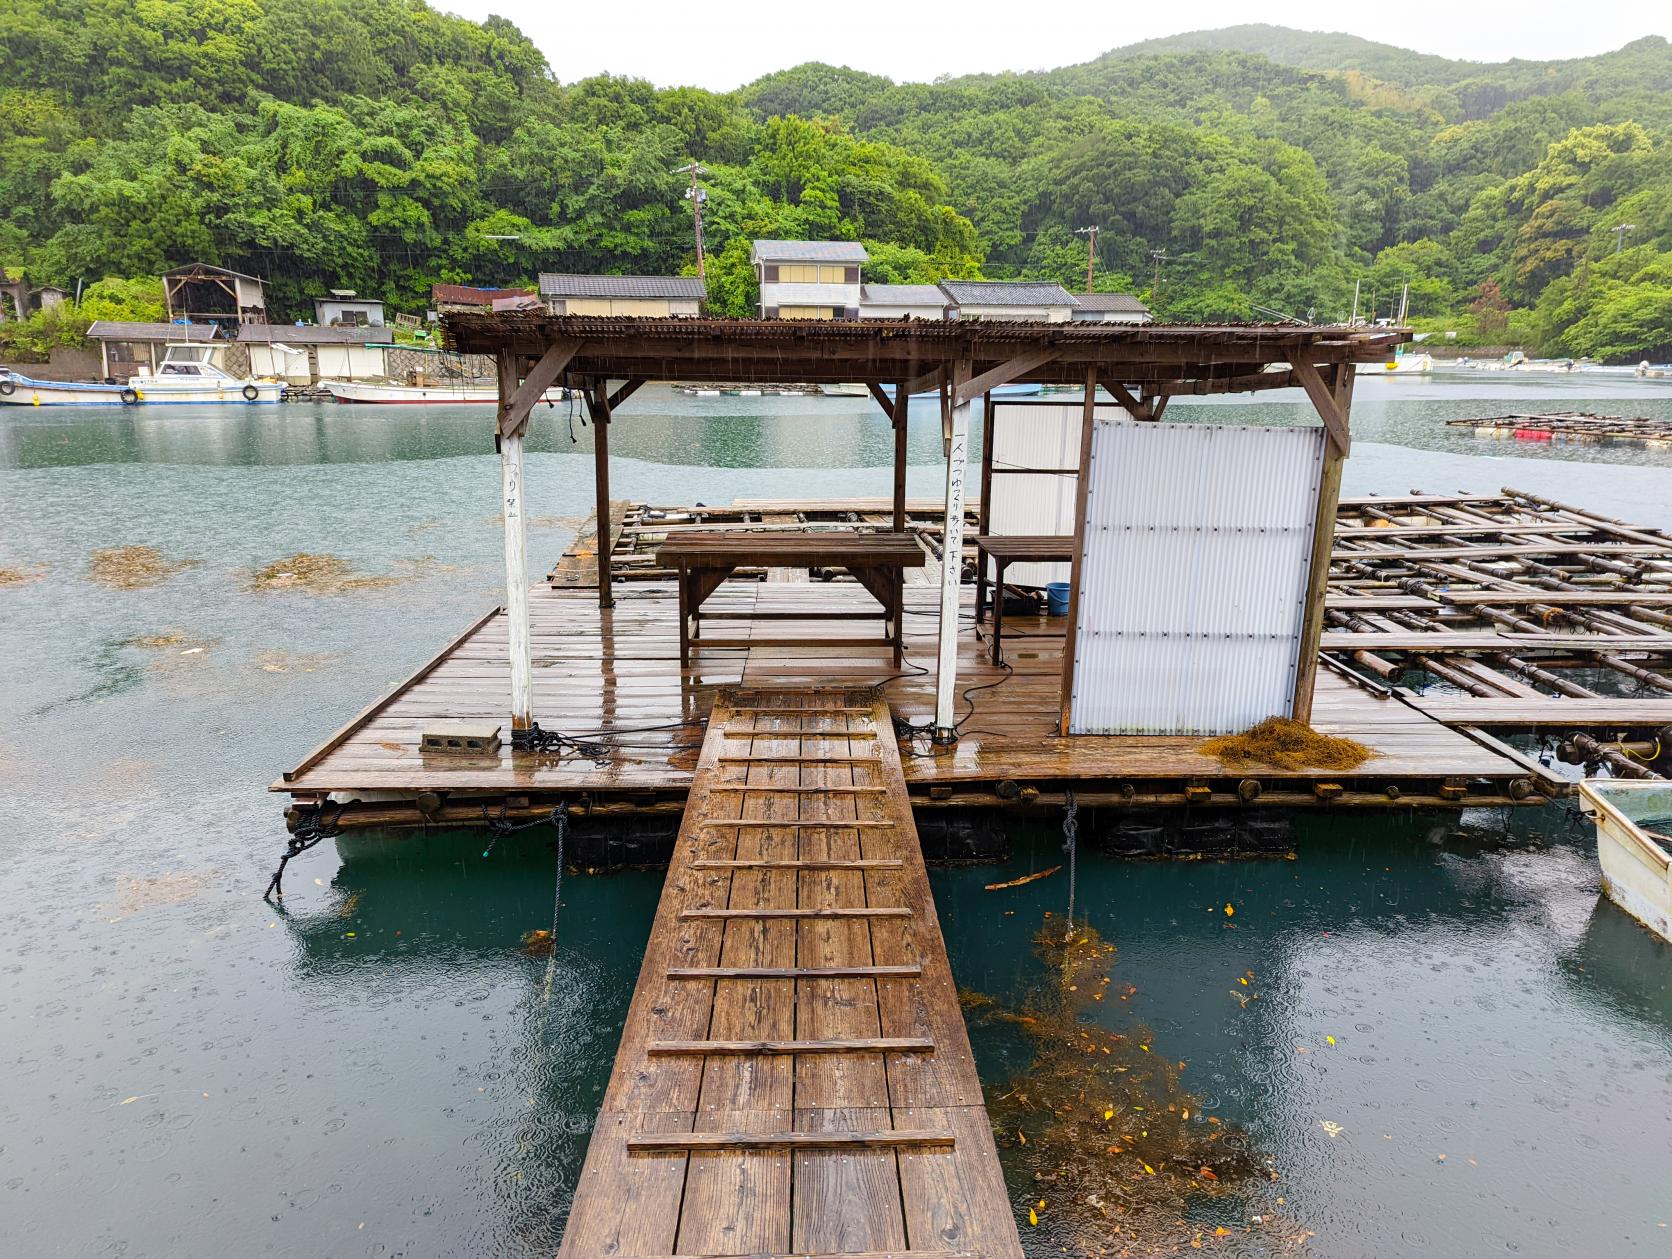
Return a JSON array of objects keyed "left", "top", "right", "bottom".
[{"left": 558, "top": 687, "right": 1022, "bottom": 1259}]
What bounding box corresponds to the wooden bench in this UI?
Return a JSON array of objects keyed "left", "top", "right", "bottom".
[
  {"left": 655, "top": 531, "right": 927, "bottom": 665},
  {"left": 972, "top": 533, "right": 1075, "bottom": 665}
]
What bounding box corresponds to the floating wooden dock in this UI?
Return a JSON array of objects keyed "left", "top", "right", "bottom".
[
  {"left": 1446, "top": 412, "right": 1672, "bottom": 446},
  {"left": 557, "top": 687, "right": 1021, "bottom": 1258}
]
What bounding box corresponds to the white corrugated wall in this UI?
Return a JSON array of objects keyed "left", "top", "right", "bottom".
[
  {"left": 1068, "top": 419, "right": 1325, "bottom": 735},
  {"left": 987, "top": 402, "right": 1124, "bottom": 587}
]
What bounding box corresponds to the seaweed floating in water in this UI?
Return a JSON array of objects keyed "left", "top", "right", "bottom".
[
  {"left": 1198, "top": 716, "right": 1371, "bottom": 771},
  {"left": 87, "top": 545, "right": 197, "bottom": 589},
  {"left": 973, "top": 921, "right": 1305, "bottom": 1254},
  {"left": 248, "top": 552, "right": 400, "bottom": 595},
  {"left": 0, "top": 563, "right": 47, "bottom": 586}
]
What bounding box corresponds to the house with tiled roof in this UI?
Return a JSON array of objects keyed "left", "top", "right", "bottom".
[
  {"left": 752, "top": 240, "right": 868, "bottom": 320},
  {"left": 938, "top": 280, "right": 1078, "bottom": 322},
  {"left": 1070, "top": 293, "right": 1153, "bottom": 325}
]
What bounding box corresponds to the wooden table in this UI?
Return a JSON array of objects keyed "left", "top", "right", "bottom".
[
  {"left": 655, "top": 531, "right": 926, "bottom": 665},
  {"left": 973, "top": 533, "right": 1076, "bottom": 665}
]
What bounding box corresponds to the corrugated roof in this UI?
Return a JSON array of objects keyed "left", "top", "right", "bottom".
[
  {"left": 86, "top": 321, "right": 217, "bottom": 341},
  {"left": 940, "top": 280, "right": 1078, "bottom": 307},
  {"left": 860, "top": 284, "right": 947, "bottom": 306},
  {"left": 751, "top": 239, "right": 869, "bottom": 264},
  {"left": 237, "top": 324, "right": 381, "bottom": 344},
  {"left": 1075, "top": 293, "right": 1151, "bottom": 313},
  {"left": 539, "top": 273, "right": 706, "bottom": 299},
  {"left": 432, "top": 283, "right": 535, "bottom": 306}
]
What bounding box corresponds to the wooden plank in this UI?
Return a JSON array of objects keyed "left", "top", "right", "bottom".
[
  {"left": 690, "top": 859, "right": 904, "bottom": 870},
  {"left": 648, "top": 1038, "right": 935, "bottom": 1055},
  {"left": 680, "top": 908, "right": 914, "bottom": 921},
  {"left": 668, "top": 965, "right": 923, "bottom": 979},
  {"left": 630, "top": 1129, "right": 954, "bottom": 1151}
]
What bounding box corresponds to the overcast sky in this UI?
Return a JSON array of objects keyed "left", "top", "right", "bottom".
[{"left": 446, "top": 1, "right": 1668, "bottom": 91}]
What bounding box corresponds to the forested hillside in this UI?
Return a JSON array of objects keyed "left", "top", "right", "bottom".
[{"left": 2, "top": 2, "right": 1670, "bottom": 360}]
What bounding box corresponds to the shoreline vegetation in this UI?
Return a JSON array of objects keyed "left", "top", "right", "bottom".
[{"left": 0, "top": 8, "right": 1669, "bottom": 364}]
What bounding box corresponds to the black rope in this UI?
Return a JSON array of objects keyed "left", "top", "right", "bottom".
[
  {"left": 1061, "top": 788, "right": 1079, "bottom": 939},
  {"left": 510, "top": 722, "right": 610, "bottom": 765},
  {"left": 263, "top": 804, "right": 345, "bottom": 901},
  {"left": 481, "top": 800, "right": 575, "bottom": 857}
]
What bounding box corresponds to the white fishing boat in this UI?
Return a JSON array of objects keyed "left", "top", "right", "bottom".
[
  {"left": 1374, "top": 348, "right": 1434, "bottom": 375},
  {"left": 1578, "top": 780, "right": 1672, "bottom": 943},
  {"left": 819, "top": 383, "right": 868, "bottom": 397},
  {"left": 0, "top": 344, "right": 282, "bottom": 406},
  {"left": 321, "top": 379, "right": 566, "bottom": 405}
]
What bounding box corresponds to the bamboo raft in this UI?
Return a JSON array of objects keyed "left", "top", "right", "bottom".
[{"left": 1446, "top": 413, "right": 1672, "bottom": 446}]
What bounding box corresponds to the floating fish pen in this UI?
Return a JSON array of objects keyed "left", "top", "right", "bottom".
[{"left": 1447, "top": 412, "right": 1672, "bottom": 446}]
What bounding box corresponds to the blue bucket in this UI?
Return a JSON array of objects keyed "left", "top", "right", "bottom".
[{"left": 1046, "top": 581, "right": 1072, "bottom": 616}]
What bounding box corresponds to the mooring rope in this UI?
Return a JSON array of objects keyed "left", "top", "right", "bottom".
[
  {"left": 1061, "top": 788, "right": 1078, "bottom": 939},
  {"left": 263, "top": 804, "right": 345, "bottom": 902},
  {"left": 540, "top": 803, "right": 568, "bottom": 1008}
]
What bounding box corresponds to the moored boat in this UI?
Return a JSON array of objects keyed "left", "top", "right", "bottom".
[
  {"left": 0, "top": 344, "right": 282, "bottom": 406},
  {"left": 1579, "top": 780, "right": 1672, "bottom": 942},
  {"left": 321, "top": 379, "right": 566, "bottom": 404}
]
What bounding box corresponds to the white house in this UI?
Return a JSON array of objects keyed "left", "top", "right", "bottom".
[
  {"left": 1070, "top": 293, "right": 1153, "bottom": 324},
  {"left": 752, "top": 240, "right": 867, "bottom": 319},
  {"left": 539, "top": 273, "right": 705, "bottom": 317},
  {"left": 314, "top": 290, "right": 386, "bottom": 328},
  {"left": 858, "top": 284, "right": 948, "bottom": 320},
  {"left": 239, "top": 324, "right": 386, "bottom": 385},
  {"left": 939, "top": 280, "right": 1078, "bottom": 322}
]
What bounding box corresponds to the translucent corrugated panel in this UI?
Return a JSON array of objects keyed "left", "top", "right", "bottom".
[
  {"left": 987, "top": 403, "right": 1121, "bottom": 587},
  {"left": 1068, "top": 419, "right": 1326, "bottom": 735}
]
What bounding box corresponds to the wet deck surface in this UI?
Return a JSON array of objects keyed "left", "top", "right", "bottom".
[
  {"left": 556, "top": 688, "right": 1022, "bottom": 1258},
  {"left": 278, "top": 580, "right": 1539, "bottom": 805}
]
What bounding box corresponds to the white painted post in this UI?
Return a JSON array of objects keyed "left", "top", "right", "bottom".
[
  {"left": 933, "top": 365, "right": 972, "bottom": 741},
  {"left": 500, "top": 427, "right": 533, "bottom": 732}
]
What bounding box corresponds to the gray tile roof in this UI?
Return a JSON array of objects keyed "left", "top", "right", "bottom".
[
  {"left": 860, "top": 284, "right": 947, "bottom": 306},
  {"left": 939, "top": 280, "right": 1079, "bottom": 307},
  {"left": 751, "top": 239, "right": 869, "bottom": 264},
  {"left": 539, "top": 273, "right": 706, "bottom": 299},
  {"left": 1074, "top": 293, "right": 1151, "bottom": 313},
  {"left": 236, "top": 324, "right": 381, "bottom": 344},
  {"left": 86, "top": 321, "right": 217, "bottom": 341}
]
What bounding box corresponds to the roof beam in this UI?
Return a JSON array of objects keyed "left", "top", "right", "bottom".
[
  {"left": 607, "top": 377, "right": 645, "bottom": 411},
  {"left": 952, "top": 347, "right": 1060, "bottom": 408},
  {"left": 1291, "top": 358, "right": 1351, "bottom": 457},
  {"left": 498, "top": 339, "right": 578, "bottom": 438}
]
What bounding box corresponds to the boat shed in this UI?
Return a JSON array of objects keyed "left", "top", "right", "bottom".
[
  {"left": 86, "top": 320, "right": 219, "bottom": 378},
  {"left": 440, "top": 313, "right": 1397, "bottom": 741},
  {"left": 238, "top": 324, "right": 385, "bottom": 384},
  {"left": 162, "top": 262, "right": 267, "bottom": 332}
]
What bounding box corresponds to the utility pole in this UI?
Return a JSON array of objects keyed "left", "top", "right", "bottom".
[
  {"left": 1612, "top": 223, "right": 1636, "bottom": 254},
  {"left": 1149, "top": 248, "right": 1174, "bottom": 303},
  {"left": 1074, "top": 225, "right": 1099, "bottom": 293},
  {"left": 672, "top": 161, "right": 710, "bottom": 282}
]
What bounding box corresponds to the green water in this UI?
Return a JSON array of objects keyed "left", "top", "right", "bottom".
[{"left": 3, "top": 378, "right": 1672, "bottom": 1256}]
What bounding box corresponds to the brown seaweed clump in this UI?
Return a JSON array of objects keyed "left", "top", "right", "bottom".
[
  {"left": 520, "top": 928, "right": 554, "bottom": 956},
  {"left": 87, "top": 545, "right": 197, "bottom": 589},
  {"left": 0, "top": 564, "right": 47, "bottom": 586},
  {"left": 1198, "top": 717, "right": 1371, "bottom": 772},
  {"left": 972, "top": 922, "right": 1308, "bottom": 1254},
  {"left": 248, "top": 553, "right": 399, "bottom": 595}
]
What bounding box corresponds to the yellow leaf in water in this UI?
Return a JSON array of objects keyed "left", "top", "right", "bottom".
[
  {"left": 1327, "top": 1035, "right": 1337, "bottom": 1046},
  {"left": 1142, "top": 1163, "right": 1155, "bottom": 1175},
  {"left": 119, "top": 1096, "right": 139, "bottom": 1105},
  {"left": 1224, "top": 903, "right": 1235, "bottom": 917},
  {"left": 1028, "top": 1208, "right": 1038, "bottom": 1226},
  {"left": 1104, "top": 1108, "right": 1114, "bottom": 1120},
  {"left": 1038, "top": 1199, "right": 1046, "bottom": 1209},
  {"left": 1215, "top": 1226, "right": 1231, "bottom": 1236},
  {"left": 1239, "top": 977, "right": 1248, "bottom": 985}
]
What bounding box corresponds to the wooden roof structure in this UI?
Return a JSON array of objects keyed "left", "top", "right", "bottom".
[{"left": 442, "top": 313, "right": 1408, "bottom": 399}]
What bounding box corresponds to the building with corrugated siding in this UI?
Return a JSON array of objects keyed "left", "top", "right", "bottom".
[
  {"left": 238, "top": 324, "right": 386, "bottom": 384},
  {"left": 539, "top": 274, "right": 705, "bottom": 317},
  {"left": 939, "top": 279, "right": 1077, "bottom": 322}
]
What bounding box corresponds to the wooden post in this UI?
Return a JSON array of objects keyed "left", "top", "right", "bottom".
[
  {"left": 933, "top": 358, "right": 973, "bottom": 741},
  {"left": 893, "top": 382, "right": 908, "bottom": 532},
  {"left": 1057, "top": 366, "right": 1099, "bottom": 733},
  {"left": 590, "top": 381, "right": 615, "bottom": 609},
  {"left": 497, "top": 350, "right": 533, "bottom": 732},
  {"left": 976, "top": 389, "right": 996, "bottom": 623},
  {"left": 1290, "top": 362, "right": 1355, "bottom": 725}
]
